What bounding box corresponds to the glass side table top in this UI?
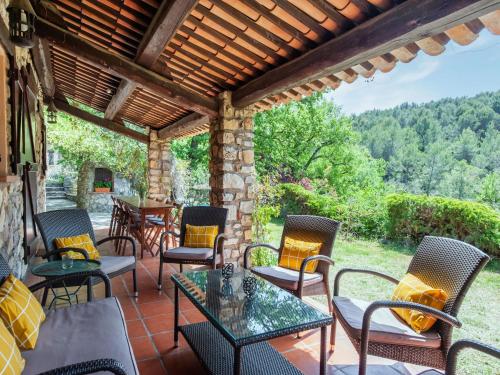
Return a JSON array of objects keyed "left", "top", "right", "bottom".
[
  {"left": 171, "top": 268, "right": 332, "bottom": 345},
  {"left": 31, "top": 260, "right": 101, "bottom": 277}
]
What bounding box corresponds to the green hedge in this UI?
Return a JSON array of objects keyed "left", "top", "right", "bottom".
[
  {"left": 386, "top": 193, "right": 500, "bottom": 256},
  {"left": 279, "top": 183, "right": 387, "bottom": 238}
]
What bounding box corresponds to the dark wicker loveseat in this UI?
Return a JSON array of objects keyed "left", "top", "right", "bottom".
[{"left": 0, "top": 254, "right": 137, "bottom": 375}]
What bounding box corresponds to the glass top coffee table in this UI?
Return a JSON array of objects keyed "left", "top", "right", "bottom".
[
  {"left": 31, "top": 260, "right": 101, "bottom": 309},
  {"left": 171, "top": 268, "right": 333, "bottom": 375}
]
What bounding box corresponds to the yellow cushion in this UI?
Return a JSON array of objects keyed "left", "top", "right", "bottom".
[
  {"left": 184, "top": 224, "right": 219, "bottom": 248},
  {"left": 391, "top": 273, "right": 448, "bottom": 333},
  {"left": 278, "top": 237, "right": 322, "bottom": 273},
  {"left": 54, "top": 233, "right": 100, "bottom": 260},
  {"left": 0, "top": 319, "right": 25, "bottom": 374},
  {"left": 0, "top": 274, "right": 46, "bottom": 350}
]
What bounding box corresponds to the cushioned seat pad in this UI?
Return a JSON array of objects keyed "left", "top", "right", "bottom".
[
  {"left": 333, "top": 296, "right": 441, "bottom": 348},
  {"left": 251, "top": 266, "right": 323, "bottom": 290},
  {"left": 100, "top": 255, "right": 135, "bottom": 275},
  {"left": 22, "top": 297, "right": 138, "bottom": 375},
  {"left": 165, "top": 247, "right": 220, "bottom": 262}
]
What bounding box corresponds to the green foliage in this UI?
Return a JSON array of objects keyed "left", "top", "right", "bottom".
[
  {"left": 47, "top": 101, "right": 147, "bottom": 207},
  {"left": 254, "top": 92, "right": 384, "bottom": 198},
  {"left": 386, "top": 193, "right": 500, "bottom": 255},
  {"left": 94, "top": 181, "right": 112, "bottom": 189},
  {"left": 279, "top": 183, "right": 387, "bottom": 239},
  {"left": 353, "top": 91, "right": 500, "bottom": 204},
  {"left": 251, "top": 178, "right": 281, "bottom": 266}
]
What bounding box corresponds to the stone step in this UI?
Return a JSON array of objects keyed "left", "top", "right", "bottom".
[
  {"left": 46, "top": 187, "right": 65, "bottom": 192},
  {"left": 47, "top": 192, "right": 66, "bottom": 198}
]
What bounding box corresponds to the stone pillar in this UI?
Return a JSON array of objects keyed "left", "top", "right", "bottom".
[
  {"left": 209, "top": 92, "right": 256, "bottom": 264},
  {"left": 148, "top": 130, "right": 173, "bottom": 200}
]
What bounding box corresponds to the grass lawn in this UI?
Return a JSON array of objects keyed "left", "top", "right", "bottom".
[{"left": 263, "top": 220, "right": 500, "bottom": 375}]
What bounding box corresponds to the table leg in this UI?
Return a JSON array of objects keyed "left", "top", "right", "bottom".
[
  {"left": 174, "top": 285, "right": 179, "bottom": 348},
  {"left": 87, "top": 277, "right": 93, "bottom": 302},
  {"left": 233, "top": 346, "right": 241, "bottom": 375},
  {"left": 140, "top": 210, "right": 146, "bottom": 258},
  {"left": 320, "top": 326, "right": 327, "bottom": 375}
]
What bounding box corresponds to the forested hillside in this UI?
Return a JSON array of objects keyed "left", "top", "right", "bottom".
[{"left": 352, "top": 91, "right": 500, "bottom": 205}]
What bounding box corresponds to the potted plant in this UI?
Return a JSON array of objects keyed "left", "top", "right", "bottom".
[{"left": 94, "top": 180, "right": 112, "bottom": 193}]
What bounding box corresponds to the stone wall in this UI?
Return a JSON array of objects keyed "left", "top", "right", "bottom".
[
  {"left": 209, "top": 92, "right": 255, "bottom": 263},
  {"left": 0, "top": 1, "right": 46, "bottom": 276},
  {"left": 148, "top": 130, "right": 173, "bottom": 201},
  {"left": 0, "top": 181, "right": 24, "bottom": 277}
]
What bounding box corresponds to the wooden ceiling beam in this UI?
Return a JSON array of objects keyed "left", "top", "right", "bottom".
[
  {"left": 104, "top": 0, "right": 198, "bottom": 121},
  {"left": 31, "top": 36, "right": 55, "bottom": 97},
  {"left": 52, "top": 97, "right": 149, "bottom": 144},
  {"left": 36, "top": 17, "right": 218, "bottom": 117},
  {"left": 158, "top": 112, "right": 209, "bottom": 140},
  {"left": 233, "top": 0, "right": 500, "bottom": 108}
]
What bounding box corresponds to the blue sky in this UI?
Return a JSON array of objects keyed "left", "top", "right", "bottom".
[{"left": 327, "top": 31, "right": 500, "bottom": 115}]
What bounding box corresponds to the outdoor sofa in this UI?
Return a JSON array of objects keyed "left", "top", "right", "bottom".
[{"left": 0, "top": 254, "right": 137, "bottom": 375}]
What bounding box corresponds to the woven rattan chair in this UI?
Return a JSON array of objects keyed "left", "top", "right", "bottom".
[
  {"left": 244, "top": 215, "right": 341, "bottom": 313},
  {"left": 332, "top": 236, "right": 489, "bottom": 374},
  {"left": 333, "top": 339, "right": 500, "bottom": 375},
  {"left": 157, "top": 206, "right": 228, "bottom": 290},
  {"left": 35, "top": 209, "right": 138, "bottom": 300}
]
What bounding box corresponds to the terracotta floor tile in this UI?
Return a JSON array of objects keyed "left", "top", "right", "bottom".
[
  {"left": 126, "top": 319, "right": 148, "bottom": 338},
  {"left": 162, "top": 347, "right": 206, "bottom": 375},
  {"left": 130, "top": 336, "right": 157, "bottom": 361},
  {"left": 138, "top": 300, "right": 174, "bottom": 318},
  {"left": 270, "top": 334, "right": 308, "bottom": 353},
  {"left": 144, "top": 313, "right": 187, "bottom": 334},
  {"left": 152, "top": 332, "right": 188, "bottom": 354},
  {"left": 285, "top": 347, "right": 326, "bottom": 375},
  {"left": 137, "top": 358, "right": 167, "bottom": 375},
  {"left": 121, "top": 304, "right": 140, "bottom": 321},
  {"left": 135, "top": 290, "right": 169, "bottom": 305}
]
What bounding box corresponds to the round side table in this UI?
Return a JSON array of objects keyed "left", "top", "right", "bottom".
[{"left": 31, "top": 260, "right": 101, "bottom": 309}]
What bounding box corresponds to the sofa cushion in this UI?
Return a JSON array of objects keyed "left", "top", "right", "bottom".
[
  {"left": 251, "top": 266, "right": 323, "bottom": 291},
  {"left": 100, "top": 256, "right": 135, "bottom": 275},
  {"left": 22, "top": 297, "right": 138, "bottom": 375},
  {"left": 332, "top": 296, "right": 441, "bottom": 348},
  {"left": 165, "top": 247, "right": 220, "bottom": 262}
]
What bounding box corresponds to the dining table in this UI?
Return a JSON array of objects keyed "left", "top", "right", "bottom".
[{"left": 118, "top": 196, "right": 175, "bottom": 258}]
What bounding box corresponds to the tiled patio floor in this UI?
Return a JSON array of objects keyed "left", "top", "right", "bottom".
[{"left": 30, "top": 228, "right": 421, "bottom": 375}]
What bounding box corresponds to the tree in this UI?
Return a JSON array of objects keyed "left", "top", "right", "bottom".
[
  {"left": 254, "top": 92, "right": 379, "bottom": 197},
  {"left": 47, "top": 103, "right": 147, "bottom": 208},
  {"left": 454, "top": 128, "right": 478, "bottom": 163},
  {"left": 419, "top": 142, "right": 453, "bottom": 195}
]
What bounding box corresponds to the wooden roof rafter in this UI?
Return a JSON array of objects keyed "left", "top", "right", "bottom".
[{"left": 104, "top": 0, "right": 199, "bottom": 122}]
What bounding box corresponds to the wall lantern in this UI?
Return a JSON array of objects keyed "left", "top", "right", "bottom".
[
  {"left": 47, "top": 99, "right": 57, "bottom": 124},
  {"left": 7, "top": 0, "right": 36, "bottom": 48}
]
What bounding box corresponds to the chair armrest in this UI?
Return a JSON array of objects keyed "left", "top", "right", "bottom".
[
  {"left": 213, "top": 234, "right": 227, "bottom": 264},
  {"left": 96, "top": 236, "right": 136, "bottom": 257},
  {"left": 358, "top": 300, "right": 462, "bottom": 373},
  {"left": 446, "top": 339, "right": 500, "bottom": 374},
  {"left": 297, "top": 255, "right": 335, "bottom": 297},
  {"left": 43, "top": 248, "right": 90, "bottom": 261},
  {"left": 28, "top": 270, "right": 112, "bottom": 298},
  {"left": 334, "top": 268, "right": 399, "bottom": 296},
  {"left": 36, "top": 358, "right": 126, "bottom": 375},
  {"left": 243, "top": 243, "right": 280, "bottom": 269}
]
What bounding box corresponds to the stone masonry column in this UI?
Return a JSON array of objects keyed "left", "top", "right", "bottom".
[
  {"left": 209, "top": 92, "right": 256, "bottom": 264},
  {"left": 148, "top": 130, "right": 173, "bottom": 200}
]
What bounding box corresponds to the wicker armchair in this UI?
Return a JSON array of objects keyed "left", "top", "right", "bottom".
[
  {"left": 244, "top": 215, "right": 341, "bottom": 312},
  {"left": 35, "top": 209, "right": 138, "bottom": 300},
  {"left": 332, "top": 236, "right": 490, "bottom": 374},
  {"left": 157, "top": 206, "right": 228, "bottom": 290},
  {"left": 333, "top": 339, "right": 500, "bottom": 375}
]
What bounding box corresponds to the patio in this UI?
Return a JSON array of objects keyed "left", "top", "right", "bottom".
[
  {"left": 0, "top": 0, "right": 499, "bottom": 374},
  {"left": 27, "top": 227, "right": 420, "bottom": 375}
]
